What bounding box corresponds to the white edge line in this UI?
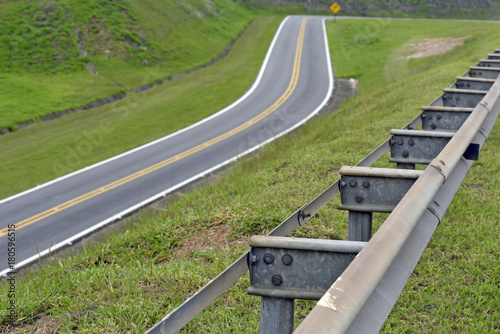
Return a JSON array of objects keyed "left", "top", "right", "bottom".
[
  {"left": 0, "top": 16, "right": 291, "bottom": 206},
  {"left": 0, "top": 16, "right": 334, "bottom": 277}
]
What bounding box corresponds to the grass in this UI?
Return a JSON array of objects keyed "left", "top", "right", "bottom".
[
  {"left": 0, "top": 0, "right": 122, "bottom": 129},
  {"left": 70, "top": 0, "right": 260, "bottom": 89},
  {"left": 0, "top": 16, "right": 284, "bottom": 200},
  {"left": 0, "top": 0, "right": 82, "bottom": 73},
  {"left": 0, "top": 0, "right": 260, "bottom": 129},
  {"left": 328, "top": 18, "right": 495, "bottom": 94},
  {"left": 260, "top": 0, "right": 500, "bottom": 19},
  {"left": 1, "top": 18, "right": 499, "bottom": 333},
  {"left": 0, "top": 72, "right": 123, "bottom": 130}
]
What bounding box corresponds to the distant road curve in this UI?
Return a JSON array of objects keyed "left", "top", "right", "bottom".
[{"left": 0, "top": 15, "right": 334, "bottom": 276}]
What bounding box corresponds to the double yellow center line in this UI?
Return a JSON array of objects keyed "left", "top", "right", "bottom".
[{"left": 0, "top": 18, "right": 308, "bottom": 238}]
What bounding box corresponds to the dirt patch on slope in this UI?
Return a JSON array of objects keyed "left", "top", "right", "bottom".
[
  {"left": 2, "top": 315, "right": 61, "bottom": 334},
  {"left": 406, "top": 36, "right": 470, "bottom": 59},
  {"left": 176, "top": 224, "right": 246, "bottom": 257}
]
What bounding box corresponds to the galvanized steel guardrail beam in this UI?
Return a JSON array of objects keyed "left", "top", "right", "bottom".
[
  {"left": 295, "top": 69, "right": 500, "bottom": 333},
  {"left": 145, "top": 53, "right": 498, "bottom": 334},
  {"left": 144, "top": 99, "right": 435, "bottom": 334},
  {"left": 144, "top": 122, "right": 426, "bottom": 334}
]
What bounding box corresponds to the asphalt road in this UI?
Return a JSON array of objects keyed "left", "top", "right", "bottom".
[{"left": 0, "top": 16, "right": 334, "bottom": 275}]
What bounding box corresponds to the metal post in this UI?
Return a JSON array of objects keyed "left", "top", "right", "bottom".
[
  {"left": 348, "top": 211, "right": 372, "bottom": 242},
  {"left": 396, "top": 163, "right": 415, "bottom": 170},
  {"left": 259, "top": 297, "right": 294, "bottom": 334}
]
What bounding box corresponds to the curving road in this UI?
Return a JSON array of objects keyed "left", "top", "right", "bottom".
[{"left": 0, "top": 16, "right": 334, "bottom": 275}]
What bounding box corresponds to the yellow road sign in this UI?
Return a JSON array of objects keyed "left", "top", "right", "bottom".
[{"left": 330, "top": 2, "right": 341, "bottom": 15}]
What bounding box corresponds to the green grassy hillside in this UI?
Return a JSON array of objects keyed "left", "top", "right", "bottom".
[
  {"left": 72, "top": 0, "right": 258, "bottom": 88},
  {"left": 1, "top": 18, "right": 498, "bottom": 333},
  {"left": 0, "top": 0, "right": 259, "bottom": 130},
  {"left": 253, "top": 0, "right": 500, "bottom": 18},
  {"left": 0, "top": 15, "right": 284, "bottom": 200}
]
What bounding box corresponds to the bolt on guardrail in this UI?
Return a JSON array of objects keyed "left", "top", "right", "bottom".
[{"left": 145, "top": 49, "right": 500, "bottom": 334}]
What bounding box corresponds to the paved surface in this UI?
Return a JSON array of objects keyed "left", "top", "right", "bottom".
[{"left": 0, "top": 16, "right": 334, "bottom": 275}]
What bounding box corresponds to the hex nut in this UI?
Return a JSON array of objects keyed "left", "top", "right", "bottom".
[
  {"left": 272, "top": 275, "right": 283, "bottom": 286},
  {"left": 282, "top": 254, "right": 293, "bottom": 266},
  {"left": 349, "top": 179, "right": 358, "bottom": 188},
  {"left": 264, "top": 253, "right": 275, "bottom": 265}
]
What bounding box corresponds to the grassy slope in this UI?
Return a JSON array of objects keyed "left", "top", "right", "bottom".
[
  {"left": 0, "top": 0, "right": 257, "bottom": 129},
  {"left": 0, "top": 16, "right": 283, "bottom": 200},
  {"left": 1, "top": 18, "right": 499, "bottom": 333},
  {"left": 254, "top": 0, "right": 500, "bottom": 19},
  {"left": 0, "top": 0, "right": 122, "bottom": 129},
  {"left": 0, "top": 72, "right": 121, "bottom": 131},
  {"left": 72, "top": 0, "right": 258, "bottom": 89}
]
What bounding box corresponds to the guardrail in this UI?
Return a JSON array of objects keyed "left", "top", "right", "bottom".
[{"left": 146, "top": 51, "right": 500, "bottom": 334}]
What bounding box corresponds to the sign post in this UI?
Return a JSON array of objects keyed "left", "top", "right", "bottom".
[{"left": 330, "top": 2, "right": 341, "bottom": 22}]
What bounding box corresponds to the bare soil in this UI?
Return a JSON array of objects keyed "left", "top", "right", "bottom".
[
  {"left": 176, "top": 224, "right": 247, "bottom": 257},
  {"left": 406, "top": 36, "right": 470, "bottom": 59}
]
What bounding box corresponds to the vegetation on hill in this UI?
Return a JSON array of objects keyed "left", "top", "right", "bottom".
[
  {"left": 0, "top": 1, "right": 499, "bottom": 331},
  {"left": 0, "top": 0, "right": 81, "bottom": 73},
  {"left": 0, "top": 15, "right": 284, "bottom": 200},
  {"left": 0, "top": 0, "right": 274, "bottom": 130},
  {"left": 254, "top": 0, "right": 500, "bottom": 18},
  {"left": 2, "top": 0, "right": 498, "bottom": 132},
  {"left": 1, "top": 17, "right": 498, "bottom": 333}
]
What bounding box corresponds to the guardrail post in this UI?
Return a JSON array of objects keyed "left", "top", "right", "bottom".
[
  {"left": 420, "top": 106, "right": 473, "bottom": 131},
  {"left": 389, "top": 129, "right": 455, "bottom": 166},
  {"left": 442, "top": 88, "right": 486, "bottom": 108},
  {"left": 259, "top": 297, "right": 294, "bottom": 334},
  {"left": 395, "top": 163, "right": 415, "bottom": 170},
  {"left": 347, "top": 211, "right": 372, "bottom": 241},
  {"left": 248, "top": 236, "right": 366, "bottom": 333},
  {"left": 455, "top": 77, "right": 494, "bottom": 91},
  {"left": 469, "top": 66, "right": 500, "bottom": 79},
  {"left": 478, "top": 59, "right": 500, "bottom": 68},
  {"left": 340, "top": 166, "right": 424, "bottom": 242}
]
